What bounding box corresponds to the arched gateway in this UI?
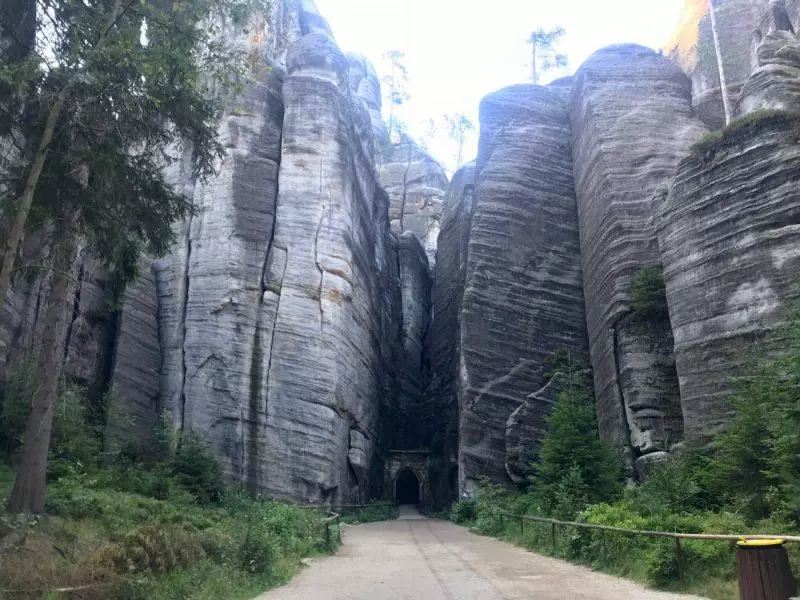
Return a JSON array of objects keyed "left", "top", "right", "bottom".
[{"left": 385, "top": 450, "right": 431, "bottom": 506}]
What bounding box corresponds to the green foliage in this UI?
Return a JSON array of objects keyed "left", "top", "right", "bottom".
[
  {"left": 2, "top": 0, "right": 258, "bottom": 290},
  {"left": 448, "top": 316, "right": 800, "bottom": 598},
  {"left": 0, "top": 463, "right": 333, "bottom": 599},
  {"left": 0, "top": 355, "right": 36, "bottom": 459},
  {"left": 528, "top": 26, "right": 568, "bottom": 83},
  {"left": 691, "top": 109, "right": 800, "bottom": 160},
  {"left": 171, "top": 434, "right": 225, "bottom": 505},
  {"left": 450, "top": 499, "right": 476, "bottom": 524},
  {"left": 529, "top": 362, "right": 621, "bottom": 519},
  {"left": 629, "top": 267, "right": 669, "bottom": 324}
]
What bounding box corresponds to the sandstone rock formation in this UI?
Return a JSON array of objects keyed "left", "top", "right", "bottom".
[
  {"left": 658, "top": 112, "right": 800, "bottom": 440},
  {"left": 391, "top": 232, "right": 432, "bottom": 449},
  {"left": 378, "top": 139, "right": 449, "bottom": 268},
  {"left": 570, "top": 45, "right": 706, "bottom": 470},
  {"left": 457, "top": 84, "right": 588, "bottom": 494},
  {"left": 738, "top": 3, "right": 800, "bottom": 115}
]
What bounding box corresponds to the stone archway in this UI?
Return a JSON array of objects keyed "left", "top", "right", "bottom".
[
  {"left": 385, "top": 450, "right": 431, "bottom": 506},
  {"left": 395, "top": 468, "right": 420, "bottom": 504}
]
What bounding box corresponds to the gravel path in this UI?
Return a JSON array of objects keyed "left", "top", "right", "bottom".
[{"left": 255, "top": 513, "right": 705, "bottom": 600}]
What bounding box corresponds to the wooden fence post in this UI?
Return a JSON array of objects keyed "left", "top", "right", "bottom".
[
  {"left": 675, "top": 538, "right": 683, "bottom": 584},
  {"left": 552, "top": 522, "right": 556, "bottom": 549}
]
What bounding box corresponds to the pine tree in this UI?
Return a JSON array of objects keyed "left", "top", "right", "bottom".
[
  {"left": 382, "top": 50, "right": 410, "bottom": 142},
  {"left": 529, "top": 356, "right": 621, "bottom": 518},
  {"left": 528, "top": 27, "right": 568, "bottom": 85},
  {"left": 443, "top": 113, "right": 475, "bottom": 170},
  {"left": 3, "top": 0, "right": 255, "bottom": 514}
]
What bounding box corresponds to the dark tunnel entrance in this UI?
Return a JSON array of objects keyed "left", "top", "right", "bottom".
[{"left": 395, "top": 468, "right": 420, "bottom": 505}]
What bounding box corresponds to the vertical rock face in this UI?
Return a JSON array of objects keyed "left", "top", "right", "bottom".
[
  {"left": 258, "top": 33, "right": 386, "bottom": 503},
  {"left": 390, "top": 232, "right": 432, "bottom": 449},
  {"left": 458, "top": 84, "right": 588, "bottom": 494},
  {"left": 378, "top": 140, "right": 449, "bottom": 267},
  {"left": 658, "top": 113, "right": 800, "bottom": 440},
  {"left": 106, "top": 259, "right": 161, "bottom": 447},
  {"left": 570, "top": 46, "right": 705, "bottom": 468},
  {"left": 427, "top": 163, "right": 475, "bottom": 496},
  {"left": 178, "top": 65, "right": 284, "bottom": 487},
  {"left": 348, "top": 54, "right": 389, "bottom": 146},
  {"left": 570, "top": 46, "right": 706, "bottom": 464},
  {"left": 672, "top": 0, "right": 769, "bottom": 128}
]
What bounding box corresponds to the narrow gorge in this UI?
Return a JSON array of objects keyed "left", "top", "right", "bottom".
[{"left": 4, "top": 0, "right": 800, "bottom": 507}]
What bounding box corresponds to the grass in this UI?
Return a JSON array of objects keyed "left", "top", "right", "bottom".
[
  {"left": 0, "top": 466, "right": 338, "bottom": 599},
  {"left": 691, "top": 109, "right": 800, "bottom": 160}
]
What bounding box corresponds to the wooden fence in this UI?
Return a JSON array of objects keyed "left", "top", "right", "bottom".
[{"left": 499, "top": 511, "right": 800, "bottom": 583}]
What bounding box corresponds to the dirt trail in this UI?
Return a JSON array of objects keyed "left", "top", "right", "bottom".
[{"left": 255, "top": 515, "right": 706, "bottom": 600}]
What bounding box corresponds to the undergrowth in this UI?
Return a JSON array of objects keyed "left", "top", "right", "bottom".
[
  {"left": 450, "top": 312, "right": 800, "bottom": 599},
  {"left": 0, "top": 392, "right": 338, "bottom": 599}
]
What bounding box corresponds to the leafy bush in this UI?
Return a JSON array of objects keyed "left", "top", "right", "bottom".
[
  {"left": 629, "top": 266, "right": 669, "bottom": 324},
  {"left": 450, "top": 499, "right": 476, "bottom": 524}
]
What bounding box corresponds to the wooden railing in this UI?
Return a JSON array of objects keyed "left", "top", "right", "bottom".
[
  {"left": 322, "top": 511, "right": 341, "bottom": 548},
  {"left": 499, "top": 512, "right": 800, "bottom": 583},
  {"left": 299, "top": 503, "right": 400, "bottom": 519}
]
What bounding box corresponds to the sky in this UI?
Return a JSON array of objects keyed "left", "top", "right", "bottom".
[{"left": 314, "top": 0, "right": 685, "bottom": 173}]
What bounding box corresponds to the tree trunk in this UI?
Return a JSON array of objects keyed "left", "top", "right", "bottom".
[
  {"left": 532, "top": 41, "right": 538, "bottom": 84},
  {"left": 708, "top": 0, "right": 732, "bottom": 125},
  {"left": 7, "top": 217, "right": 81, "bottom": 514},
  {"left": 0, "top": 0, "right": 128, "bottom": 313},
  {"left": 0, "top": 85, "right": 69, "bottom": 313}
]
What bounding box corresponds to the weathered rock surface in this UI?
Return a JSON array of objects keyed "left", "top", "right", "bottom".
[
  {"left": 257, "top": 33, "right": 386, "bottom": 503},
  {"left": 378, "top": 139, "right": 448, "bottom": 267},
  {"left": 106, "top": 259, "right": 161, "bottom": 447},
  {"left": 738, "top": 5, "right": 800, "bottom": 115},
  {"left": 458, "top": 84, "right": 588, "bottom": 494},
  {"left": 658, "top": 113, "right": 800, "bottom": 440},
  {"left": 570, "top": 46, "right": 706, "bottom": 468},
  {"left": 684, "top": 0, "right": 769, "bottom": 128},
  {"left": 391, "top": 232, "right": 432, "bottom": 449},
  {"left": 427, "top": 163, "right": 475, "bottom": 496}
]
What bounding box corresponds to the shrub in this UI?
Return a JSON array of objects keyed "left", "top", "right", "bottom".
[
  {"left": 450, "top": 499, "right": 476, "bottom": 524},
  {"left": 629, "top": 266, "right": 669, "bottom": 324},
  {"left": 91, "top": 524, "right": 208, "bottom": 574},
  {"left": 171, "top": 434, "right": 225, "bottom": 505}
]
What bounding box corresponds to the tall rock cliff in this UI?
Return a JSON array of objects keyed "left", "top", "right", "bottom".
[
  {"left": 455, "top": 84, "right": 588, "bottom": 494},
  {"left": 658, "top": 112, "right": 800, "bottom": 441},
  {"left": 570, "top": 45, "right": 706, "bottom": 471},
  {"left": 101, "top": 1, "right": 415, "bottom": 504}
]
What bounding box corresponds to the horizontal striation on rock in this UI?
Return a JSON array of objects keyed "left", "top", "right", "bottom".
[
  {"left": 261, "top": 33, "right": 385, "bottom": 504},
  {"left": 687, "top": 0, "right": 769, "bottom": 128},
  {"left": 738, "top": 25, "right": 800, "bottom": 115},
  {"left": 570, "top": 45, "right": 706, "bottom": 464},
  {"left": 459, "top": 84, "right": 588, "bottom": 494},
  {"left": 658, "top": 113, "right": 800, "bottom": 440},
  {"left": 426, "top": 162, "right": 475, "bottom": 499}
]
